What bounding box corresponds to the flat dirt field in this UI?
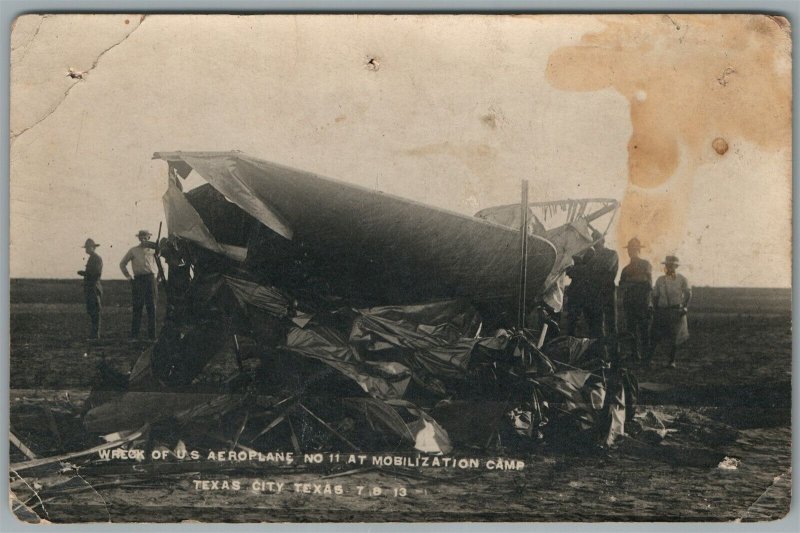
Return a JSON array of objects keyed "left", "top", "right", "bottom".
[{"left": 8, "top": 280, "right": 792, "bottom": 523}]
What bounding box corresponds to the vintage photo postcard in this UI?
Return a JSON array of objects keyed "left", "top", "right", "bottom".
[{"left": 8, "top": 14, "right": 792, "bottom": 523}]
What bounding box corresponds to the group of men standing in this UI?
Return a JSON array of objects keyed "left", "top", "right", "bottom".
[
  {"left": 78, "top": 227, "right": 691, "bottom": 368},
  {"left": 78, "top": 229, "right": 160, "bottom": 341},
  {"left": 565, "top": 233, "right": 692, "bottom": 368}
]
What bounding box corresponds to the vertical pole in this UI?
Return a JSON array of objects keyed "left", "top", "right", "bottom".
[
  {"left": 517, "top": 180, "right": 529, "bottom": 329},
  {"left": 233, "top": 334, "right": 243, "bottom": 370}
]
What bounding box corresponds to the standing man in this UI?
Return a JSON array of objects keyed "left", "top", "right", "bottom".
[
  {"left": 618, "top": 237, "right": 653, "bottom": 362},
  {"left": 584, "top": 230, "right": 619, "bottom": 344},
  {"left": 120, "top": 229, "right": 159, "bottom": 340},
  {"left": 647, "top": 255, "right": 692, "bottom": 368},
  {"left": 78, "top": 238, "right": 103, "bottom": 340},
  {"left": 564, "top": 247, "right": 594, "bottom": 336},
  {"left": 159, "top": 235, "right": 192, "bottom": 320}
]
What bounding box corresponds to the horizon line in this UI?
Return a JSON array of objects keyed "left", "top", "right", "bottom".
[{"left": 7, "top": 277, "right": 793, "bottom": 291}]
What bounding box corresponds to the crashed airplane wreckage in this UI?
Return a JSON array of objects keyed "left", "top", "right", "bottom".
[{"left": 83, "top": 151, "right": 636, "bottom": 456}]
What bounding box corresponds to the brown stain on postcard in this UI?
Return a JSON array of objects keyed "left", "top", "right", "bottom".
[{"left": 546, "top": 15, "right": 791, "bottom": 260}]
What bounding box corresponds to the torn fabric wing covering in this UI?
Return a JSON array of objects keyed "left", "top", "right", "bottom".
[
  {"left": 179, "top": 153, "right": 294, "bottom": 240},
  {"left": 153, "top": 151, "right": 558, "bottom": 307},
  {"left": 221, "top": 275, "right": 291, "bottom": 317},
  {"left": 350, "top": 300, "right": 481, "bottom": 378},
  {"left": 285, "top": 325, "right": 412, "bottom": 400},
  {"left": 162, "top": 175, "right": 247, "bottom": 262},
  {"left": 539, "top": 218, "right": 593, "bottom": 310},
  {"left": 473, "top": 203, "right": 549, "bottom": 236}
]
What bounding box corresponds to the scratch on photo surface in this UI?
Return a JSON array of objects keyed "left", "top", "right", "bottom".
[
  {"left": 737, "top": 467, "right": 792, "bottom": 521},
  {"left": 11, "top": 16, "right": 148, "bottom": 143},
  {"left": 10, "top": 469, "right": 50, "bottom": 521}
]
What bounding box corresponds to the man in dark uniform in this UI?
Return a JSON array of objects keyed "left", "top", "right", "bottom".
[
  {"left": 159, "top": 236, "right": 192, "bottom": 320},
  {"left": 564, "top": 247, "right": 595, "bottom": 336},
  {"left": 618, "top": 237, "right": 652, "bottom": 361},
  {"left": 78, "top": 238, "right": 103, "bottom": 340},
  {"left": 584, "top": 230, "right": 619, "bottom": 349}
]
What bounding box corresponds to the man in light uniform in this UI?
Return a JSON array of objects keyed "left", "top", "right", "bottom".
[
  {"left": 647, "top": 255, "right": 692, "bottom": 368},
  {"left": 120, "top": 229, "right": 159, "bottom": 340}
]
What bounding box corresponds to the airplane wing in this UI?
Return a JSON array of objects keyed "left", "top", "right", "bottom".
[{"left": 153, "top": 151, "right": 557, "bottom": 308}]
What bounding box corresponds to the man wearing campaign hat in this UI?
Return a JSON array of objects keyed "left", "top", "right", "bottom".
[
  {"left": 120, "top": 229, "right": 159, "bottom": 340},
  {"left": 78, "top": 238, "right": 103, "bottom": 340},
  {"left": 618, "top": 237, "right": 653, "bottom": 362},
  {"left": 583, "top": 229, "right": 619, "bottom": 353},
  {"left": 647, "top": 255, "right": 692, "bottom": 368}
]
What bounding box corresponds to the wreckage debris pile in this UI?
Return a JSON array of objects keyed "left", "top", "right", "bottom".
[{"left": 71, "top": 275, "right": 643, "bottom": 456}]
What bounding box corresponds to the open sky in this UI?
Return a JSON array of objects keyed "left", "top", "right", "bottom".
[{"left": 10, "top": 14, "right": 792, "bottom": 287}]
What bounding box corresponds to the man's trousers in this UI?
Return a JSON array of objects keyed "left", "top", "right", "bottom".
[
  {"left": 84, "top": 283, "right": 102, "bottom": 338},
  {"left": 131, "top": 274, "right": 157, "bottom": 339}
]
